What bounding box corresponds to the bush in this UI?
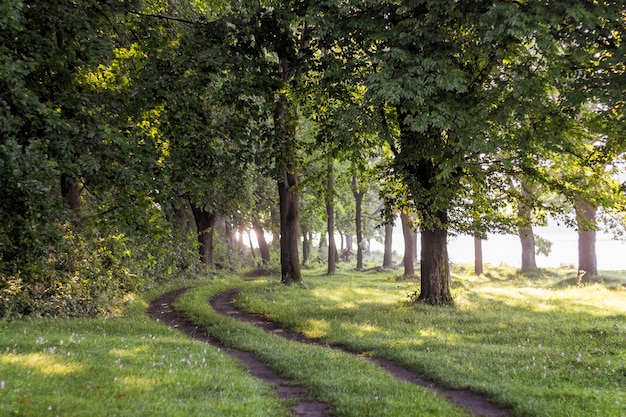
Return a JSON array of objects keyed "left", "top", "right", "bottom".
[{"left": 0, "top": 212, "right": 201, "bottom": 319}]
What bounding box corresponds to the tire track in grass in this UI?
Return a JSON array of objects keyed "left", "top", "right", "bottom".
[
  {"left": 148, "top": 288, "right": 332, "bottom": 417},
  {"left": 211, "top": 288, "right": 510, "bottom": 417}
]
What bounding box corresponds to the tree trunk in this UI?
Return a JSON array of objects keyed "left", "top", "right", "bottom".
[
  {"left": 345, "top": 234, "right": 353, "bottom": 258},
  {"left": 61, "top": 174, "right": 82, "bottom": 211},
  {"left": 518, "top": 185, "right": 537, "bottom": 272},
  {"left": 302, "top": 228, "right": 309, "bottom": 265},
  {"left": 252, "top": 221, "right": 270, "bottom": 265},
  {"left": 400, "top": 211, "right": 415, "bottom": 276},
  {"left": 474, "top": 234, "right": 484, "bottom": 276},
  {"left": 275, "top": 53, "right": 302, "bottom": 284},
  {"left": 352, "top": 175, "right": 364, "bottom": 270},
  {"left": 326, "top": 157, "right": 337, "bottom": 274},
  {"left": 189, "top": 201, "right": 217, "bottom": 266},
  {"left": 277, "top": 175, "right": 301, "bottom": 284},
  {"left": 519, "top": 227, "right": 537, "bottom": 272},
  {"left": 248, "top": 232, "right": 256, "bottom": 260},
  {"left": 418, "top": 210, "right": 453, "bottom": 305},
  {"left": 383, "top": 221, "right": 394, "bottom": 268},
  {"left": 575, "top": 195, "right": 598, "bottom": 278}
]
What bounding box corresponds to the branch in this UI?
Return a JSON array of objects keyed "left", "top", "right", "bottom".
[{"left": 127, "top": 10, "right": 199, "bottom": 25}]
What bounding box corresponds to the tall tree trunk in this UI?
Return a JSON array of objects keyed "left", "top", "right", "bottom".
[
  {"left": 248, "top": 232, "right": 256, "bottom": 260},
  {"left": 326, "top": 157, "right": 337, "bottom": 274},
  {"left": 302, "top": 228, "right": 309, "bottom": 265},
  {"left": 252, "top": 221, "right": 270, "bottom": 265},
  {"left": 345, "top": 234, "right": 353, "bottom": 258},
  {"left": 352, "top": 175, "right": 364, "bottom": 270},
  {"left": 275, "top": 54, "right": 302, "bottom": 284},
  {"left": 61, "top": 174, "right": 82, "bottom": 211},
  {"left": 518, "top": 186, "right": 537, "bottom": 272},
  {"left": 418, "top": 210, "right": 453, "bottom": 305},
  {"left": 383, "top": 221, "right": 394, "bottom": 268},
  {"left": 474, "top": 234, "right": 484, "bottom": 276},
  {"left": 400, "top": 211, "right": 415, "bottom": 276},
  {"left": 190, "top": 201, "right": 217, "bottom": 266},
  {"left": 575, "top": 195, "right": 598, "bottom": 278},
  {"left": 277, "top": 175, "right": 301, "bottom": 284}
]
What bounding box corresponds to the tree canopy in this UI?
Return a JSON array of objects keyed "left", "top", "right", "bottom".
[{"left": 1, "top": 0, "right": 625, "bottom": 315}]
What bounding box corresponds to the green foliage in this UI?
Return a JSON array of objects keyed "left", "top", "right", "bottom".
[{"left": 0, "top": 204, "right": 201, "bottom": 318}]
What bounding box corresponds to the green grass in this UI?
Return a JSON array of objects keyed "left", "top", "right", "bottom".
[
  {"left": 175, "top": 281, "right": 474, "bottom": 417},
  {"left": 236, "top": 264, "right": 626, "bottom": 417},
  {"left": 0, "top": 279, "right": 288, "bottom": 417},
  {"left": 2, "top": 265, "right": 625, "bottom": 416}
]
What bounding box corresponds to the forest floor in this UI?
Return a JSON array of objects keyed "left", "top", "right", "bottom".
[{"left": 149, "top": 286, "right": 510, "bottom": 417}]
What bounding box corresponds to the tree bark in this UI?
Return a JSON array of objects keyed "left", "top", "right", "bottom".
[
  {"left": 248, "top": 232, "right": 256, "bottom": 260},
  {"left": 326, "top": 157, "right": 337, "bottom": 274},
  {"left": 189, "top": 201, "right": 217, "bottom": 266},
  {"left": 575, "top": 195, "right": 598, "bottom": 278},
  {"left": 352, "top": 175, "right": 364, "bottom": 270},
  {"left": 518, "top": 185, "right": 537, "bottom": 272},
  {"left": 277, "top": 173, "right": 301, "bottom": 284},
  {"left": 302, "top": 228, "right": 309, "bottom": 265},
  {"left": 344, "top": 234, "right": 353, "bottom": 260},
  {"left": 61, "top": 174, "right": 82, "bottom": 211},
  {"left": 274, "top": 48, "right": 302, "bottom": 284},
  {"left": 252, "top": 221, "right": 270, "bottom": 265},
  {"left": 474, "top": 234, "right": 484, "bottom": 276},
  {"left": 400, "top": 211, "right": 415, "bottom": 276},
  {"left": 418, "top": 210, "right": 453, "bottom": 305},
  {"left": 383, "top": 221, "right": 394, "bottom": 268}
]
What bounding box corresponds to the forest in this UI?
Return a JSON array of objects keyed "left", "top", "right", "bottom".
[
  {"left": 2, "top": 2, "right": 626, "bottom": 416},
  {"left": 1, "top": 0, "right": 625, "bottom": 317}
]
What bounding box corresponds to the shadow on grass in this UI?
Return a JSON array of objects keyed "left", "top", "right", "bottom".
[{"left": 242, "top": 272, "right": 626, "bottom": 416}]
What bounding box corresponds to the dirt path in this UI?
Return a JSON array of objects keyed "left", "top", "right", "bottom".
[
  {"left": 148, "top": 288, "right": 332, "bottom": 417},
  {"left": 210, "top": 288, "right": 511, "bottom": 417}
]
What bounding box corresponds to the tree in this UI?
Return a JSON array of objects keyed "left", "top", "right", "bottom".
[
  {"left": 352, "top": 175, "right": 365, "bottom": 270},
  {"left": 400, "top": 211, "right": 415, "bottom": 277},
  {"left": 325, "top": 154, "right": 338, "bottom": 273},
  {"left": 518, "top": 183, "right": 538, "bottom": 273},
  {"left": 575, "top": 196, "right": 598, "bottom": 278},
  {"left": 319, "top": 0, "right": 626, "bottom": 304},
  {"left": 0, "top": 0, "right": 124, "bottom": 271}
]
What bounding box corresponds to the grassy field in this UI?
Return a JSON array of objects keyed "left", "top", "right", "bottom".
[
  {"left": 1, "top": 265, "right": 625, "bottom": 416},
  {"left": 236, "top": 264, "right": 626, "bottom": 417},
  {"left": 0, "top": 279, "right": 289, "bottom": 417}
]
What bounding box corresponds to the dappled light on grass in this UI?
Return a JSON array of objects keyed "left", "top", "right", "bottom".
[
  {"left": 312, "top": 286, "right": 405, "bottom": 306},
  {"left": 302, "top": 318, "right": 330, "bottom": 339},
  {"left": 240, "top": 266, "right": 626, "bottom": 417},
  {"left": 0, "top": 352, "right": 83, "bottom": 376},
  {"left": 474, "top": 283, "right": 626, "bottom": 317},
  {"left": 0, "top": 285, "right": 290, "bottom": 417},
  {"left": 109, "top": 345, "right": 150, "bottom": 358}
]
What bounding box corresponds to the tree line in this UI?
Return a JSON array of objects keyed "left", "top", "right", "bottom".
[{"left": 1, "top": 0, "right": 624, "bottom": 316}]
